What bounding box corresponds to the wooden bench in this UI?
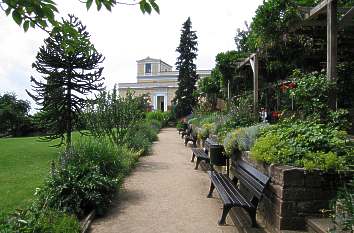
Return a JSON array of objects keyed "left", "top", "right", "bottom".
[
  {"left": 191, "top": 148, "right": 209, "bottom": 170},
  {"left": 207, "top": 160, "right": 270, "bottom": 227},
  {"left": 181, "top": 126, "right": 191, "bottom": 139},
  {"left": 177, "top": 123, "right": 188, "bottom": 135},
  {"left": 184, "top": 129, "right": 197, "bottom": 147}
]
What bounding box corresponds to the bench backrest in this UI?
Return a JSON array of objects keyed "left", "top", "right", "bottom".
[{"left": 232, "top": 160, "right": 270, "bottom": 205}]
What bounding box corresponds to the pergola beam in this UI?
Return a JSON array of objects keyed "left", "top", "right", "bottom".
[
  {"left": 340, "top": 7, "right": 354, "bottom": 26},
  {"left": 237, "top": 53, "right": 256, "bottom": 69},
  {"left": 236, "top": 53, "right": 259, "bottom": 116},
  {"left": 305, "top": 0, "right": 333, "bottom": 20}
]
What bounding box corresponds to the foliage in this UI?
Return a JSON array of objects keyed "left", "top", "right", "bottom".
[
  {"left": 251, "top": 119, "right": 353, "bottom": 171},
  {"left": 85, "top": 87, "right": 148, "bottom": 146},
  {"left": 287, "top": 70, "right": 351, "bottom": 131},
  {"left": 330, "top": 179, "right": 354, "bottom": 233},
  {"left": 0, "top": 0, "right": 159, "bottom": 57},
  {"left": 173, "top": 17, "right": 199, "bottom": 118},
  {"left": 35, "top": 138, "right": 137, "bottom": 217},
  {"left": 223, "top": 123, "right": 267, "bottom": 157},
  {"left": 233, "top": 0, "right": 354, "bottom": 84},
  {"left": 215, "top": 51, "right": 250, "bottom": 98},
  {"left": 327, "top": 109, "right": 351, "bottom": 132},
  {"left": 27, "top": 15, "right": 104, "bottom": 148},
  {"left": 229, "top": 94, "right": 257, "bottom": 126},
  {"left": 289, "top": 70, "right": 332, "bottom": 118},
  {"left": 237, "top": 124, "right": 267, "bottom": 151},
  {"left": 199, "top": 123, "right": 213, "bottom": 140},
  {"left": 0, "top": 93, "right": 31, "bottom": 137},
  {"left": 196, "top": 69, "right": 221, "bottom": 110},
  {"left": 0, "top": 0, "right": 159, "bottom": 30},
  {"left": 223, "top": 129, "right": 240, "bottom": 157},
  {"left": 176, "top": 121, "right": 186, "bottom": 130},
  {"left": 0, "top": 208, "right": 80, "bottom": 233},
  {"left": 146, "top": 111, "right": 171, "bottom": 126},
  {"left": 124, "top": 120, "right": 159, "bottom": 154}
]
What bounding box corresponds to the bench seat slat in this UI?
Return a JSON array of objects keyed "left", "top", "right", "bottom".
[
  {"left": 234, "top": 169, "right": 263, "bottom": 199},
  {"left": 237, "top": 160, "right": 269, "bottom": 185},
  {"left": 208, "top": 171, "right": 253, "bottom": 209},
  {"left": 217, "top": 173, "right": 253, "bottom": 209},
  {"left": 209, "top": 172, "right": 233, "bottom": 205},
  {"left": 191, "top": 148, "right": 208, "bottom": 159},
  {"left": 235, "top": 167, "right": 266, "bottom": 194}
]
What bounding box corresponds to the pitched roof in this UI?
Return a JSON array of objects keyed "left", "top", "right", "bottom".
[{"left": 136, "top": 56, "right": 173, "bottom": 68}]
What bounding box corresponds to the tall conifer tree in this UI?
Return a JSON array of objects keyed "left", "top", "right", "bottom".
[
  {"left": 27, "top": 15, "right": 104, "bottom": 148},
  {"left": 173, "top": 17, "right": 198, "bottom": 118}
]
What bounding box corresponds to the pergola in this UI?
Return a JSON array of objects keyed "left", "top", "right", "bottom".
[{"left": 236, "top": 0, "right": 354, "bottom": 115}]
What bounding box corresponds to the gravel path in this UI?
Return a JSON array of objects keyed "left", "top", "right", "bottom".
[{"left": 90, "top": 128, "right": 238, "bottom": 233}]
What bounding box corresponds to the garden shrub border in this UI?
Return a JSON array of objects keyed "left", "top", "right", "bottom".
[
  {"left": 0, "top": 117, "right": 165, "bottom": 232},
  {"left": 189, "top": 117, "right": 353, "bottom": 232}
]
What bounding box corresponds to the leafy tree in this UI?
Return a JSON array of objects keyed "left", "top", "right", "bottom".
[
  {"left": 27, "top": 15, "right": 104, "bottom": 148},
  {"left": 173, "top": 17, "right": 198, "bottom": 118},
  {"left": 196, "top": 69, "right": 221, "bottom": 110},
  {"left": 0, "top": 0, "right": 159, "bottom": 32},
  {"left": 0, "top": 0, "right": 159, "bottom": 54},
  {"left": 215, "top": 51, "right": 250, "bottom": 99},
  {"left": 0, "top": 93, "right": 31, "bottom": 136},
  {"left": 85, "top": 87, "right": 148, "bottom": 146}
]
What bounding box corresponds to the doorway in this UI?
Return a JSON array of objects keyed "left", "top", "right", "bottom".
[{"left": 157, "top": 96, "right": 165, "bottom": 112}]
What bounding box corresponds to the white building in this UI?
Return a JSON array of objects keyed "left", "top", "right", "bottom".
[{"left": 118, "top": 57, "right": 211, "bottom": 111}]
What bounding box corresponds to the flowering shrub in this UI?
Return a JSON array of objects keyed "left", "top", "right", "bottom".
[
  {"left": 223, "top": 123, "right": 267, "bottom": 157},
  {"left": 251, "top": 119, "right": 353, "bottom": 171}
]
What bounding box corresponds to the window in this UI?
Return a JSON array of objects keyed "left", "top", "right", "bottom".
[{"left": 145, "top": 63, "right": 151, "bottom": 74}]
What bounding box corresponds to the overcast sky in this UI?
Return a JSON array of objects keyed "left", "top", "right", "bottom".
[{"left": 0, "top": 0, "right": 263, "bottom": 111}]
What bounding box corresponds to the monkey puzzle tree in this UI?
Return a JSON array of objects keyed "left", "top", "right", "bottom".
[
  {"left": 27, "top": 15, "right": 104, "bottom": 148},
  {"left": 173, "top": 17, "right": 198, "bottom": 118}
]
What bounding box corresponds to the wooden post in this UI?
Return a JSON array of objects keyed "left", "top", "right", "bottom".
[
  {"left": 250, "top": 54, "right": 259, "bottom": 118},
  {"left": 327, "top": 0, "right": 337, "bottom": 109}
]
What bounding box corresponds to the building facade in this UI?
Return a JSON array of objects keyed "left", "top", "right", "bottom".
[{"left": 118, "top": 57, "right": 211, "bottom": 111}]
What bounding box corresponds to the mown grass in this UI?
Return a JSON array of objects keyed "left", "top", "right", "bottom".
[{"left": 0, "top": 133, "right": 83, "bottom": 215}]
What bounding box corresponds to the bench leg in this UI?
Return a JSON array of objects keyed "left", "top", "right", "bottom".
[
  {"left": 195, "top": 157, "right": 201, "bottom": 169},
  {"left": 184, "top": 138, "right": 188, "bottom": 146},
  {"left": 207, "top": 182, "right": 215, "bottom": 198},
  {"left": 218, "top": 205, "right": 232, "bottom": 225},
  {"left": 191, "top": 152, "right": 195, "bottom": 162},
  {"left": 246, "top": 209, "right": 257, "bottom": 227},
  {"left": 193, "top": 140, "right": 197, "bottom": 147}
]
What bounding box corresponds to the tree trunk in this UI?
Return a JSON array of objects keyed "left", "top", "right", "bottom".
[{"left": 66, "top": 75, "right": 72, "bottom": 150}]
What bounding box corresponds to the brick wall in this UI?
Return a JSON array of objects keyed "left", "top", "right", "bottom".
[{"left": 236, "top": 153, "right": 352, "bottom": 232}]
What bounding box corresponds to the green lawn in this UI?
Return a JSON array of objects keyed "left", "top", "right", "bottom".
[{"left": 0, "top": 136, "right": 67, "bottom": 215}]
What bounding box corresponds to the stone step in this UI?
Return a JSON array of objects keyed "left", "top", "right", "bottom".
[{"left": 306, "top": 218, "right": 333, "bottom": 233}]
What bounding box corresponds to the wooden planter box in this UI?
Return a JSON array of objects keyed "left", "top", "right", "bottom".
[{"left": 232, "top": 152, "right": 353, "bottom": 232}]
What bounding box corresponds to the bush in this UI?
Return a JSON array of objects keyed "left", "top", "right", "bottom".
[
  {"left": 146, "top": 111, "right": 171, "bottom": 126},
  {"left": 146, "top": 119, "right": 162, "bottom": 132},
  {"left": 330, "top": 179, "right": 354, "bottom": 232},
  {"left": 0, "top": 208, "right": 80, "bottom": 233},
  {"left": 223, "top": 123, "right": 267, "bottom": 157},
  {"left": 289, "top": 70, "right": 333, "bottom": 118},
  {"left": 223, "top": 129, "right": 240, "bottom": 157},
  {"left": 251, "top": 119, "right": 353, "bottom": 171},
  {"left": 35, "top": 138, "right": 137, "bottom": 217},
  {"left": 236, "top": 124, "right": 266, "bottom": 151},
  {"left": 124, "top": 120, "right": 159, "bottom": 155}
]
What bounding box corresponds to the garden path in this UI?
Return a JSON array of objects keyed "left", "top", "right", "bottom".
[{"left": 90, "top": 127, "right": 238, "bottom": 233}]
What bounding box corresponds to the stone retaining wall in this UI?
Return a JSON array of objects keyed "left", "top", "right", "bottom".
[{"left": 236, "top": 153, "right": 352, "bottom": 232}]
